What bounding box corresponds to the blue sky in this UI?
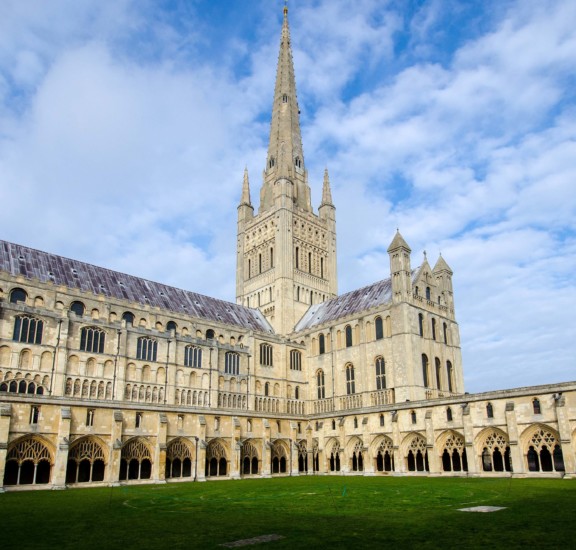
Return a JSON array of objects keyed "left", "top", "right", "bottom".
[{"left": 1, "top": 0, "right": 575, "bottom": 393}]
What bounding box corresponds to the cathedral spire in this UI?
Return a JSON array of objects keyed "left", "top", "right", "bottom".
[
  {"left": 321, "top": 168, "right": 333, "bottom": 206},
  {"left": 240, "top": 167, "right": 252, "bottom": 207},
  {"left": 260, "top": 4, "right": 311, "bottom": 213}
]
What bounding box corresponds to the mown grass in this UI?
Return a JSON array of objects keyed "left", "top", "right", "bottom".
[{"left": 1, "top": 476, "right": 574, "bottom": 549}]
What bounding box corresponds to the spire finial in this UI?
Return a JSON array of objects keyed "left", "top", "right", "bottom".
[{"left": 240, "top": 167, "right": 252, "bottom": 207}]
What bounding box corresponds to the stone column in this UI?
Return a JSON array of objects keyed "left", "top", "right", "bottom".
[
  {"left": 555, "top": 396, "right": 575, "bottom": 475},
  {"left": 391, "top": 412, "right": 403, "bottom": 473},
  {"left": 505, "top": 402, "right": 523, "bottom": 474},
  {"left": 0, "top": 404, "right": 12, "bottom": 491},
  {"left": 461, "top": 403, "right": 477, "bottom": 475},
  {"left": 261, "top": 419, "right": 271, "bottom": 476},
  {"left": 424, "top": 410, "right": 440, "bottom": 474},
  {"left": 108, "top": 410, "right": 124, "bottom": 484},
  {"left": 51, "top": 407, "right": 72, "bottom": 488},
  {"left": 155, "top": 413, "right": 167, "bottom": 482}
]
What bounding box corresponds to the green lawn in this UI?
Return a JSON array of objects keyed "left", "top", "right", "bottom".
[{"left": 1, "top": 476, "right": 574, "bottom": 549}]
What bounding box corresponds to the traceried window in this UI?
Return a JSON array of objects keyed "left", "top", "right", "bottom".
[
  {"left": 70, "top": 301, "right": 85, "bottom": 316},
  {"left": 319, "top": 333, "right": 326, "bottom": 355},
  {"left": 184, "top": 345, "right": 202, "bottom": 368},
  {"left": 260, "top": 343, "right": 273, "bottom": 367},
  {"left": 346, "top": 363, "right": 356, "bottom": 395},
  {"left": 345, "top": 325, "right": 353, "bottom": 348},
  {"left": 375, "top": 317, "right": 384, "bottom": 340},
  {"left": 137, "top": 337, "right": 157, "bottom": 362},
  {"left": 80, "top": 327, "right": 105, "bottom": 354},
  {"left": 225, "top": 352, "right": 240, "bottom": 375},
  {"left": 290, "top": 349, "right": 302, "bottom": 371},
  {"left": 375, "top": 357, "right": 386, "bottom": 390},
  {"left": 10, "top": 288, "right": 27, "bottom": 304},
  {"left": 316, "top": 369, "right": 325, "bottom": 399},
  {"left": 13, "top": 315, "right": 43, "bottom": 344}
]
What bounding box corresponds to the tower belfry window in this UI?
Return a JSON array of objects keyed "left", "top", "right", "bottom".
[{"left": 282, "top": 94, "right": 288, "bottom": 103}]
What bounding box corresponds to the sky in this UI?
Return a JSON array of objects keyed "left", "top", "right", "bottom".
[{"left": 0, "top": 0, "right": 574, "bottom": 393}]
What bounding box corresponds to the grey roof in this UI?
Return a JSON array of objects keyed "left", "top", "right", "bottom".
[
  {"left": 0, "top": 240, "right": 273, "bottom": 333},
  {"left": 294, "top": 278, "right": 394, "bottom": 332}
]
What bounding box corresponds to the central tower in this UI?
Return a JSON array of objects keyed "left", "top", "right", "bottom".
[{"left": 236, "top": 6, "right": 337, "bottom": 334}]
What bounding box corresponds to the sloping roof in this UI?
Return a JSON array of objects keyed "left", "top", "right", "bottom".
[
  {"left": 0, "top": 240, "right": 273, "bottom": 333},
  {"left": 294, "top": 278, "right": 394, "bottom": 332}
]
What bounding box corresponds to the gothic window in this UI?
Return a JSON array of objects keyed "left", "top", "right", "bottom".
[
  {"left": 290, "top": 349, "right": 302, "bottom": 371},
  {"left": 184, "top": 345, "right": 202, "bottom": 368},
  {"left": 447, "top": 361, "right": 454, "bottom": 392},
  {"left": 376, "top": 437, "right": 394, "bottom": 472},
  {"left": 122, "top": 311, "right": 135, "bottom": 325},
  {"left": 137, "top": 337, "right": 157, "bottom": 362},
  {"left": 525, "top": 428, "right": 564, "bottom": 472},
  {"left": 411, "top": 410, "right": 417, "bottom": 424},
  {"left": 282, "top": 94, "right": 288, "bottom": 103},
  {"left": 135, "top": 412, "right": 143, "bottom": 429},
  {"left": 9, "top": 288, "right": 27, "bottom": 304},
  {"left": 346, "top": 363, "right": 356, "bottom": 395},
  {"left": 345, "top": 325, "right": 353, "bottom": 348},
  {"left": 418, "top": 313, "right": 424, "bottom": 337},
  {"left": 86, "top": 409, "right": 95, "bottom": 427},
  {"left": 435, "top": 357, "right": 442, "bottom": 390},
  {"left": 426, "top": 287, "right": 431, "bottom": 300},
  {"left": 0, "top": 378, "right": 44, "bottom": 395},
  {"left": 308, "top": 252, "right": 312, "bottom": 274},
  {"left": 13, "top": 315, "right": 43, "bottom": 344},
  {"left": 441, "top": 433, "right": 468, "bottom": 472},
  {"left": 259, "top": 253, "right": 262, "bottom": 274},
  {"left": 353, "top": 417, "right": 358, "bottom": 429},
  {"left": 295, "top": 156, "right": 302, "bottom": 168},
  {"left": 480, "top": 430, "right": 511, "bottom": 472},
  {"left": 316, "top": 369, "right": 325, "bottom": 399},
  {"left": 431, "top": 318, "right": 437, "bottom": 340},
  {"left": 259, "top": 343, "right": 273, "bottom": 367},
  {"left": 264, "top": 382, "right": 270, "bottom": 396},
  {"left": 80, "top": 327, "right": 105, "bottom": 354},
  {"left": 295, "top": 386, "right": 300, "bottom": 399},
  {"left": 446, "top": 407, "right": 453, "bottom": 421},
  {"left": 415, "top": 286, "right": 419, "bottom": 296},
  {"left": 225, "top": 352, "right": 240, "bottom": 375},
  {"left": 379, "top": 414, "right": 385, "bottom": 427},
  {"left": 319, "top": 333, "right": 326, "bottom": 354},
  {"left": 320, "top": 257, "right": 324, "bottom": 278},
  {"left": 165, "top": 438, "right": 194, "bottom": 479},
  {"left": 270, "top": 247, "right": 274, "bottom": 268},
  {"left": 375, "top": 317, "right": 384, "bottom": 340},
  {"left": 532, "top": 398, "right": 541, "bottom": 415},
  {"left": 119, "top": 438, "right": 152, "bottom": 481},
  {"left": 70, "top": 301, "right": 85, "bottom": 316},
  {"left": 30, "top": 405, "right": 40, "bottom": 424},
  {"left": 422, "top": 354, "right": 430, "bottom": 388},
  {"left": 65, "top": 437, "right": 106, "bottom": 483},
  {"left": 375, "top": 357, "right": 386, "bottom": 390},
  {"left": 295, "top": 247, "right": 299, "bottom": 269},
  {"left": 4, "top": 437, "right": 52, "bottom": 485},
  {"left": 406, "top": 435, "right": 428, "bottom": 472},
  {"left": 329, "top": 441, "right": 341, "bottom": 472},
  {"left": 205, "top": 440, "right": 228, "bottom": 477},
  {"left": 241, "top": 441, "right": 259, "bottom": 475},
  {"left": 443, "top": 322, "right": 448, "bottom": 344},
  {"left": 331, "top": 419, "right": 336, "bottom": 430},
  {"left": 486, "top": 402, "right": 494, "bottom": 418}
]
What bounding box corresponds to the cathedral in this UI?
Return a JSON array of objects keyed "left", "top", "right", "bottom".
[{"left": 0, "top": 6, "right": 574, "bottom": 490}]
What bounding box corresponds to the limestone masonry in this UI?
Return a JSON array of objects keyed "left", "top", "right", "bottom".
[{"left": 1, "top": 7, "right": 574, "bottom": 490}]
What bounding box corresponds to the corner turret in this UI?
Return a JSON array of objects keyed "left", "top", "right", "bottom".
[{"left": 387, "top": 230, "right": 412, "bottom": 302}]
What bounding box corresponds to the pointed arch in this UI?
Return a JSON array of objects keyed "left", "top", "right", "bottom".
[
  {"left": 205, "top": 438, "right": 229, "bottom": 477},
  {"left": 401, "top": 433, "right": 429, "bottom": 472},
  {"left": 166, "top": 437, "right": 195, "bottom": 479},
  {"left": 66, "top": 436, "right": 107, "bottom": 484},
  {"left": 475, "top": 427, "right": 511, "bottom": 473},
  {"left": 119, "top": 437, "right": 153, "bottom": 481},
  {"left": 520, "top": 424, "right": 564, "bottom": 473},
  {"left": 4, "top": 435, "right": 54, "bottom": 486}
]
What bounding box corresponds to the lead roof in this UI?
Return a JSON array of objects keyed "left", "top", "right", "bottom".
[{"left": 0, "top": 240, "right": 273, "bottom": 333}]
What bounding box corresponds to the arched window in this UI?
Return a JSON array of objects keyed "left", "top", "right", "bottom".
[
  {"left": 319, "top": 333, "right": 325, "bottom": 354},
  {"left": 446, "top": 361, "right": 454, "bottom": 392},
  {"left": 320, "top": 257, "right": 324, "bottom": 279},
  {"left": 308, "top": 252, "right": 312, "bottom": 274},
  {"left": 317, "top": 370, "right": 325, "bottom": 399},
  {"left": 443, "top": 323, "right": 448, "bottom": 344},
  {"left": 290, "top": 350, "right": 302, "bottom": 371},
  {"left": 259, "top": 343, "right": 273, "bottom": 367},
  {"left": 345, "top": 325, "right": 353, "bottom": 348},
  {"left": 70, "top": 301, "right": 85, "bottom": 317},
  {"left": 375, "top": 317, "right": 384, "bottom": 340},
  {"left": 379, "top": 414, "right": 385, "bottom": 427},
  {"left": 206, "top": 329, "right": 215, "bottom": 340},
  {"left": 295, "top": 247, "right": 299, "bottom": 269},
  {"left": 119, "top": 438, "right": 152, "bottom": 481},
  {"left": 421, "top": 354, "right": 429, "bottom": 388},
  {"left": 418, "top": 313, "right": 424, "bottom": 337},
  {"left": 225, "top": 352, "right": 240, "bottom": 375},
  {"left": 122, "top": 311, "right": 134, "bottom": 325},
  {"left": 65, "top": 437, "right": 106, "bottom": 483},
  {"left": 13, "top": 315, "right": 43, "bottom": 344},
  {"left": 80, "top": 327, "right": 105, "bottom": 354},
  {"left": 431, "top": 318, "right": 437, "bottom": 340},
  {"left": 9, "top": 288, "right": 27, "bottom": 304},
  {"left": 270, "top": 248, "right": 274, "bottom": 268},
  {"left": 165, "top": 438, "right": 194, "bottom": 479},
  {"left": 446, "top": 407, "right": 453, "bottom": 421},
  {"left": 166, "top": 321, "right": 177, "bottom": 333},
  {"left": 4, "top": 436, "right": 52, "bottom": 485},
  {"left": 486, "top": 402, "right": 494, "bottom": 418},
  {"left": 353, "top": 417, "right": 358, "bottom": 429},
  {"left": 375, "top": 357, "right": 386, "bottom": 390},
  {"left": 411, "top": 410, "right": 417, "bottom": 424},
  {"left": 435, "top": 357, "right": 442, "bottom": 390},
  {"left": 425, "top": 287, "right": 431, "bottom": 300},
  {"left": 136, "top": 337, "right": 157, "bottom": 362},
  {"left": 532, "top": 398, "right": 541, "bottom": 415},
  {"left": 258, "top": 253, "right": 262, "bottom": 274},
  {"left": 184, "top": 345, "right": 202, "bottom": 368},
  {"left": 264, "top": 382, "right": 270, "bottom": 397},
  {"left": 295, "top": 386, "right": 300, "bottom": 399},
  {"left": 346, "top": 364, "right": 355, "bottom": 395}
]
